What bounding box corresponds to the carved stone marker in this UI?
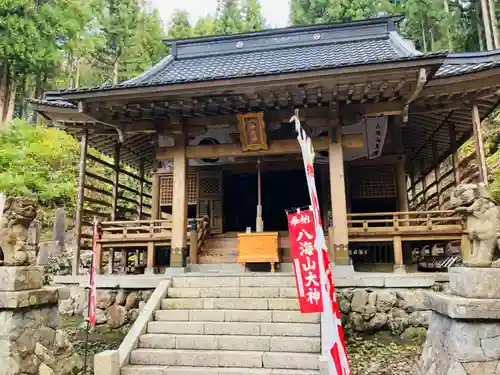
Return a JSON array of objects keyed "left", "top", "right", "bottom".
[
  {"left": 0, "top": 197, "right": 37, "bottom": 266},
  {"left": 52, "top": 208, "right": 66, "bottom": 255},
  {"left": 0, "top": 197, "right": 83, "bottom": 375},
  {"left": 414, "top": 184, "right": 500, "bottom": 375}
]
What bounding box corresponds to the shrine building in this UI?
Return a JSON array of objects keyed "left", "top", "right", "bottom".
[{"left": 28, "top": 16, "right": 500, "bottom": 275}]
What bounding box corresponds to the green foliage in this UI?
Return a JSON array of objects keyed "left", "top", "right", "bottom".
[
  {"left": 168, "top": 10, "right": 193, "bottom": 39},
  {"left": 242, "top": 0, "right": 266, "bottom": 31},
  {"left": 0, "top": 119, "right": 78, "bottom": 207},
  {"left": 215, "top": 0, "right": 245, "bottom": 34}
]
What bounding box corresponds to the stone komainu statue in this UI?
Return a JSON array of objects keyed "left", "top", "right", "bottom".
[
  {"left": 0, "top": 197, "right": 37, "bottom": 266},
  {"left": 450, "top": 183, "right": 500, "bottom": 268}
]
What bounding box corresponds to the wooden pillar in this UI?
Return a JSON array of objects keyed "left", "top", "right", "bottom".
[
  {"left": 138, "top": 159, "right": 145, "bottom": 220},
  {"left": 171, "top": 133, "right": 188, "bottom": 268},
  {"left": 393, "top": 235, "right": 404, "bottom": 272},
  {"left": 395, "top": 159, "right": 409, "bottom": 212},
  {"left": 72, "top": 130, "right": 88, "bottom": 276},
  {"left": 328, "top": 131, "right": 349, "bottom": 265},
  {"left": 449, "top": 123, "right": 461, "bottom": 185},
  {"left": 472, "top": 104, "right": 488, "bottom": 184},
  {"left": 432, "top": 142, "right": 441, "bottom": 209},
  {"left": 151, "top": 173, "right": 160, "bottom": 220},
  {"left": 111, "top": 142, "right": 121, "bottom": 221},
  {"left": 256, "top": 157, "right": 263, "bottom": 232}
]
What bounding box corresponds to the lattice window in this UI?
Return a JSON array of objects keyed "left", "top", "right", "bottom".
[
  {"left": 159, "top": 173, "right": 198, "bottom": 206},
  {"left": 351, "top": 166, "right": 396, "bottom": 199},
  {"left": 187, "top": 174, "right": 198, "bottom": 205},
  {"left": 201, "top": 178, "right": 221, "bottom": 195},
  {"left": 159, "top": 175, "right": 174, "bottom": 205}
]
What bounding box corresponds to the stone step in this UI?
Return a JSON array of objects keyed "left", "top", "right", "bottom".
[
  {"left": 161, "top": 298, "right": 299, "bottom": 310},
  {"left": 167, "top": 287, "right": 298, "bottom": 299},
  {"left": 155, "top": 309, "right": 319, "bottom": 323},
  {"left": 139, "top": 334, "right": 320, "bottom": 353},
  {"left": 147, "top": 321, "right": 320, "bottom": 337},
  {"left": 121, "top": 365, "right": 321, "bottom": 375},
  {"left": 198, "top": 255, "right": 239, "bottom": 264},
  {"left": 130, "top": 349, "right": 320, "bottom": 370},
  {"left": 171, "top": 276, "right": 296, "bottom": 288}
]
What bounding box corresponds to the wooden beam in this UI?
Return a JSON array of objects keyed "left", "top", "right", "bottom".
[
  {"left": 472, "top": 104, "right": 488, "bottom": 183},
  {"left": 448, "top": 123, "right": 461, "bottom": 185},
  {"left": 157, "top": 136, "right": 367, "bottom": 160},
  {"left": 138, "top": 159, "right": 145, "bottom": 220},
  {"left": 432, "top": 141, "right": 441, "bottom": 209},
  {"left": 73, "top": 130, "right": 88, "bottom": 276},
  {"left": 403, "top": 68, "right": 427, "bottom": 123},
  {"left": 111, "top": 142, "right": 121, "bottom": 221}
]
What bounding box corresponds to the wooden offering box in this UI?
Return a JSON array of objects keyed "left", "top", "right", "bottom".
[{"left": 237, "top": 232, "right": 280, "bottom": 272}]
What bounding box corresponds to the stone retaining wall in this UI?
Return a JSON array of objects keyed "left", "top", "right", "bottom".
[
  {"left": 58, "top": 287, "right": 154, "bottom": 329},
  {"left": 337, "top": 285, "right": 447, "bottom": 337}
]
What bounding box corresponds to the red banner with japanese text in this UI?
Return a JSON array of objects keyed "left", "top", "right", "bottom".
[{"left": 287, "top": 209, "right": 323, "bottom": 314}]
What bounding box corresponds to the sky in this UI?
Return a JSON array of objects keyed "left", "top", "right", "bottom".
[{"left": 151, "top": 0, "right": 291, "bottom": 29}]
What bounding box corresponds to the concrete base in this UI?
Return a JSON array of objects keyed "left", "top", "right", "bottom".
[
  {"left": 424, "top": 291, "right": 500, "bottom": 320},
  {"left": 164, "top": 267, "right": 187, "bottom": 276},
  {"left": 415, "top": 312, "right": 500, "bottom": 375}
]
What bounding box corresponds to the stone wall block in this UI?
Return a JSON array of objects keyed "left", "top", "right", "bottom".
[
  {"left": 96, "top": 290, "right": 116, "bottom": 309},
  {"left": 350, "top": 290, "right": 368, "bottom": 313},
  {"left": 115, "top": 290, "right": 127, "bottom": 306},
  {"left": 0, "top": 267, "right": 44, "bottom": 292}
]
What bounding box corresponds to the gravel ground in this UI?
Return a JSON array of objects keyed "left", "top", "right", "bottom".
[
  {"left": 348, "top": 332, "right": 424, "bottom": 375},
  {"left": 62, "top": 316, "right": 425, "bottom": 375}
]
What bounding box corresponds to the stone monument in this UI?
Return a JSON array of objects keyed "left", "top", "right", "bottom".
[
  {"left": 414, "top": 184, "right": 500, "bottom": 375},
  {"left": 0, "top": 197, "right": 83, "bottom": 375}
]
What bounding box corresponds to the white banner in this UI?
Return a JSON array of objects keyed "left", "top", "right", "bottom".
[{"left": 290, "top": 111, "right": 351, "bottom": 375}]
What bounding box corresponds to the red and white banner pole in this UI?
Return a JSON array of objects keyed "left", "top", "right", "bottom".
[{"left": 290, "top": 110, "right": 351, "bottom": 375}]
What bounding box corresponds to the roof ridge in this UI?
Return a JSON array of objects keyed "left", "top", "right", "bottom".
[{"left": 164, "top": 15, "right": 402, "bottom": 46}]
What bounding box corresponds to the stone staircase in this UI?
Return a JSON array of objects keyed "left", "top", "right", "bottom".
[{"left": 121, "top": 275, "right": 323, "bottom": 375}]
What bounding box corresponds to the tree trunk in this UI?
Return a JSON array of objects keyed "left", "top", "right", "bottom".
[
  {"left": 0, "top": 62, "right": 8, "bottom": 125},
  {"left": 443, "top": 0, "right": 454, "bottom": 51},
  {"left": 488, "top": 0, "right": 500, "bottom": 48},
  {"left": 4, "top": 84, "right": 16, "bottom": 122},
  {"left": 420, "top": 16, "right": 428, "bottom": 53},
  {"left": 75, "top": 58, "right": 80, "bottom": 88},
  {"left": 481, "top": 0, "right": 494, "bottom": 50},
  {"left": 113, "top": 57, "right": 119, "bottom": 84},
  {"left": 477, "top": 0, "right": 486, "bottom": 51},
  {"left": 67, "top": 53, "right": 74, "bottom": 88}
]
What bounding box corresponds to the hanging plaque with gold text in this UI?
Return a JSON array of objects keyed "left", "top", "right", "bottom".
[{"left": 237, "top": 112, "right": 268, "bottom": 151}]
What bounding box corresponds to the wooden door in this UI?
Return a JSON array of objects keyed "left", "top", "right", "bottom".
[{"left": 198, "top": 170, "right": 223, "bottom": 234}]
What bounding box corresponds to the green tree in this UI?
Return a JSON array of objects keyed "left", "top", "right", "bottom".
[
  {"left": 168, "top": 9, "right": 193, "bottom": 39},
  {"left": 193, "top": 15, "right": 216, "bottom": 37},
  {"left": 242, "top": 0, "right": 265, "bottom": 31},
  {"left": 215, "top": 0, "right": 244, "bottom": 34}
]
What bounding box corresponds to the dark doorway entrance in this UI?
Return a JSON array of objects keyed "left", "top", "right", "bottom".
[{"left": 224, "top": 169, "right": 322, "bottom": 232}]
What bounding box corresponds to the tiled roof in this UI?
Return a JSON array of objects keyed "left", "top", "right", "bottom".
[
  {"left": 59, "top": 16, "right": 428, "bottom": 94},
  {"left": 435, "top": 50, "right": 500, "bottom": 78},
  {"left": 25, "top": 98, "right": 76, "bottom": 109}
]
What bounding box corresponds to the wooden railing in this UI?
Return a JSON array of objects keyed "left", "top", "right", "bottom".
[
  {"left": 95, "top": 218, "right": 205, "bottom": 274},
  {"left": 189, "top": 216, "right": 210, "bottom": 264},
  {"left": 347, "top": 210, "right": 467, "bottom": 269}
]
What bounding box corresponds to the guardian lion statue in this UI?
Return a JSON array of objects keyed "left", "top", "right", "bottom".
[
  {"left": 450, "top": 183, "right": 500, "bottom": 268},
  {"left": 0, "top": 197, "right": 37, "bottom": 266}
]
